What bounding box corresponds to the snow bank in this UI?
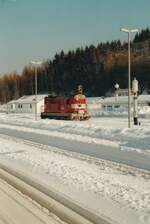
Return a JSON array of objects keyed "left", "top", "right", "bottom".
[{"left": 0, "top": 113, "right": 150, "bottom": 156}]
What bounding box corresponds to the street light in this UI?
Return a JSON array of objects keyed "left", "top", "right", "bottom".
[
  {"left": 114, "top": 83, "right": 119, "bottom": 102},
  {"left": 120, "top": 28, "right": 139, "bottom": 128},
  {"left": 31, "top": 60, "right": 42, "bottom": 120}
]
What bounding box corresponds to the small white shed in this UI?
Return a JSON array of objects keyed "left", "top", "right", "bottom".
[{"left": 7, "top": 95, "right": 47, "bottom": 114}]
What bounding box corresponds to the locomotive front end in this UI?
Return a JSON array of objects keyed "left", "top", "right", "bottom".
[{"left": 69, "top": 86, "right": 90, "bottom": 120}]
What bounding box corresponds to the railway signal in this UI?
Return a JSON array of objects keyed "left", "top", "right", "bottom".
[{"left": 132, "top": 78, "right": 139, "bottom": 125}]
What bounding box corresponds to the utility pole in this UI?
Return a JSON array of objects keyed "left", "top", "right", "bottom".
[
  {"left": 35, "top": 66, "right": 38, "bottom": 120},
  {"left": 120, "top": 28, "right": 139, "bottom": 128},
  {"left": 31, "top": 60, "right": 42, "bottom": 120}
]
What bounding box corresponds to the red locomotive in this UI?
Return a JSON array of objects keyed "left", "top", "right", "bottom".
[{"left": 41, "top": 85, "right": 90, "bottom": 120}]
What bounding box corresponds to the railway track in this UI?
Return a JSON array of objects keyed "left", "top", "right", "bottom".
[
  {"left": 0, "top": 161, "right": 114, "bottom": 224},
  {"left": 0, "top": 178, "right": 63, "bottom": 224}
]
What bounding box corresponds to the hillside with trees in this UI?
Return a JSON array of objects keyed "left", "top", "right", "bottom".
[{"left": 0, "top": 28, "right": 150, "bottom": 104}]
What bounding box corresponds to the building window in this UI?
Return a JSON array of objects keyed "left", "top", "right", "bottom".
[
  {"left": 18, "top": 104, "right": 22, "bottom": 109},
  {"left": 30, "top": 104, "right": 32, "bottom": 109}
]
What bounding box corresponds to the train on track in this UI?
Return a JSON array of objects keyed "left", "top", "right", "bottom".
[{"left": 41, "top": 85, "right": 90, "bottom": 120}]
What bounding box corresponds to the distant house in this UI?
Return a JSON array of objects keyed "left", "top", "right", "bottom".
[
  {"left": 87, "top": 97, "right": 103, "bottom": 117},
  {"left": 117, "top": 89, "right": 128, "bottom": 97},
  {"left": 7, "top": 95, "right": 47, "bottom": 114},
  {"left": 106, "top": 88, "right": 128, "bottom": 97},
  {"left": 101, "top": 95, "right": 150, "bottom": 110}
]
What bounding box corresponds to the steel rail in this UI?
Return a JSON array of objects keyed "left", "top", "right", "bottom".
[{"left": 0, "top": 161, "right": 115, "bottom": 224}]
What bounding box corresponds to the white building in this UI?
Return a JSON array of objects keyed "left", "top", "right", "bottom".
[
  {"left": 87, "top": 97, "right": 103, "bottom": 117},
  {"left": 100, "top": 95, "right": 150, "bottom": 118},
  {"left": 7, "top": 95, "right": 47, "bottom": 114},
  {"left": 102, "top": 95, "right": 150, "bottom": 107}
]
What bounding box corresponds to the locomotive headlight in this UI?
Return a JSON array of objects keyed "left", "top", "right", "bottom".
[{"left": 78, "top": 110, "right": 84, "bottom": 114}]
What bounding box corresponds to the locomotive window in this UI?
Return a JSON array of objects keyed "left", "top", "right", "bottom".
[{"left": 67, "top": 99, "right": 70, "bottom": 104}]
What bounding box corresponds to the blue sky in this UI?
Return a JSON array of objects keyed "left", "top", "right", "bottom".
[{"left": 0, "top": 0, "right": 150, "bottom": 74}]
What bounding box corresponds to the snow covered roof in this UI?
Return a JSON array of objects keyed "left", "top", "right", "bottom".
[
  {"left": 7, "top": 100, "right": 17, "bottom": 104},
  {"left": 7, "top": 94, "right": 47, "bottom": 105},
  {"left": 102, "top": 95, "right": 150, "bottom": 106},
  {"left": 87, "top": 97, "right": 103, "bottom": 104}
]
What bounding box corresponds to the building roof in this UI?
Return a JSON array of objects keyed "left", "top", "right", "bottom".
[
  {"left": 87, "top": 97, "right": 103, "bottom": 104},
  {"left": 102, "top": 95, "right": 150, "bottom": 106},
  {"left": 7, "top": 94, "right": 47, "bottom": 105}
]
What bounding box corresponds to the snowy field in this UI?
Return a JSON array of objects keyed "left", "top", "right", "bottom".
[{"left": 0, "top": 113, "right": 150, "bottom": 223}]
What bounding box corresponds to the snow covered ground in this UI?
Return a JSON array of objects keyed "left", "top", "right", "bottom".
[
  {"left": 0, "top": 134, "right": 150, "bottom": 224},
  {"left": 0, "top": 113, "right": 149, "bottom": 156},
  {"left": 0, "top": 113, "right": 150, "bottom": 223}
]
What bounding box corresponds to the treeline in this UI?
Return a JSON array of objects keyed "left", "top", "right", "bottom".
[
  {"left": 134, "top": 27, "right": 150, "bottom": 42},
  {"left": 0, "top": 28, "right": 150, "bottom": 103}
]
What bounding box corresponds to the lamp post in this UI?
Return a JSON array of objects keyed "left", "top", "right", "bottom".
[
  {"left": 31, "top": 60, "right": 42, "bottom": 120},
  {"left": 120, "top": 28, "right": 139, "bottom": 128},
  {"left": 114, "top": 83, "right": 119, "bottom": 102}
]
